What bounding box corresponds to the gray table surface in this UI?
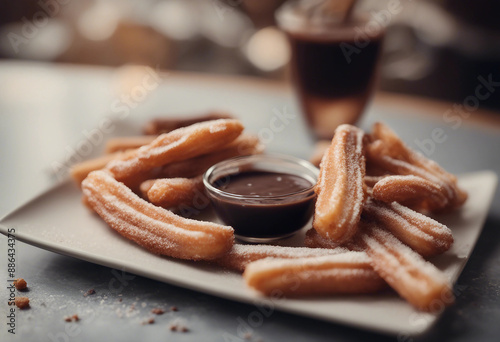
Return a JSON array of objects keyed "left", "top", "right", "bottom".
[{"left": 1, "top": 61, "right": 499, "bottom": 342}]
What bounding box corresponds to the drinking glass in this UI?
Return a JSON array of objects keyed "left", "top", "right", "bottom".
[{"left": 276, "top": 0, "right": 385, "bottom": 139}]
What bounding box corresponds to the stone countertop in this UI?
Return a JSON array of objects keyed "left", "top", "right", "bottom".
[{"left": 1, "top": 61, "right": 499, "bottom": 342}]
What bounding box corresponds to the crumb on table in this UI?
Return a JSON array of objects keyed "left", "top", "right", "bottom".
[
  {"left": 14, "top": 278, "right": 28, "bottom": 291},
  {"left": 151, "top": 308, "right": 165, "bottom": 315},
  {"left": 15, "top": 297, "right": 30, "bottom": 309},
  {"left": 83, "top": 289, "right": 96, "bottom": 297},
  {"left": 142, "top": 317, "right": 155, "bottom": 325},
  {"left": 64, "top": 314, "right": 80, "bottom": 322},
  {"left": 169, "top": 319, "right": 189, "bottom": 333}
]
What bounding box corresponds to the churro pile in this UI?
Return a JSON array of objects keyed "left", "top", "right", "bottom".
[
  {"left": 73, "top": 116, "right": 466, "bottom": 312},
  {"left": 300, "top": 123, "right": 465, "bottom": 310},
  {"left": 74, "top": 116, "right": 263, "bottom": 260}
]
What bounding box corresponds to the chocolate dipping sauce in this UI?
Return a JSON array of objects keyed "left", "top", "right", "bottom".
[{"left": 209, "top": 170, "right": 316, "bottom": 240}]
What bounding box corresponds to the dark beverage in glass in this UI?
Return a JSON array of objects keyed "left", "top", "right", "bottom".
[{"left": 276, "top": 1, "right": 385, "bottom": 139}]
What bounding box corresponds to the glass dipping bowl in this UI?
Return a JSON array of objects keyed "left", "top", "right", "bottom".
[{"left": 203, "top": 154, "right": 319, "bottom": 243}]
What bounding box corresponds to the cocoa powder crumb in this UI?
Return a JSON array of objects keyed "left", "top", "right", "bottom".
[
  {"left": 83, "top": 289, "right": 96, "bottom": 297},
  {"left": 151, "top": 308, "right": 165, "bottom": 315},
  {"left": 64, "top": 314, "right": 80, "bottom": 322},
  {"left": 15, "top": 297, "right": 30, "bottom": 309},
  {"left": 169, "top": 320, "right": 189, "bottom": 333},
  {"left": 142, "top": 318, "right": 155, "bottom": 325},
  {"left": 14, "top": 278, "right": 27, "bottom": 291}
]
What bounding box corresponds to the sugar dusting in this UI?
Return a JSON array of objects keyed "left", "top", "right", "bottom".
[
  {"left": 81, "top": 170, "right": 233, "bottom": 259},
  {"left": 364, "top": 199, "right": 453, "bottom": 255},
  {"left": 362, "top": 225, "right": 450, "bottom": 307},
  {"left": 217, "top": 244, "right": 350, "bottom": 271},
  {"left": 391, "top": 202, "right": 451, "bottom": 239},
  {"left": 107, "top": 119, "right": 242, "bottom": 178},
  {"left": 246, "top": 251, "right": 372, "bottom": 270},
  {"left": 314, "top": 125, "right": 365, "bottom": 242},
  {"left": 372, "top": 174, "right": 449, "bottom": 209},
  {"left": 369, "top": 122, "right": 464, "bottom": 207},
  {"left": 243, "top": 252, "right": 385, "bottom": 294}
]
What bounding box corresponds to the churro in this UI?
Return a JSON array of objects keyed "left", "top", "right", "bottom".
[
  {"left": 372, "top": 175, "right": 448, "bottom": 211},
  {"left": 243, "top": 252, "right": 386, "bottom": 297},
  {"left": 159, "top": 134, "right": 264, "bottom": 178},
  {"left": 70, "top": 151, "right": 131, "bottom": 186},
  {"left": 74, "top": 132, "right": 259, "bottom": 192},
  {"left": 304, "top": 228, "right": 339, "bottom": 249},
  {"left": 141, "top": 175, "right": 204, "bottom": 208},
  {"left": 143, "top": 112, "right": 234, "bottom": 135},
  {"left": 105, "top": 135, "right": 157, "bottom": 154},
  {"left": 215, "top": 244, "right": 349, "bottom": 272},
  {"left": 363, "top": 199, "right": 453, "bottom": 257},
  {"left": 107, "top": 119, "right": 244, "bottom": 181},
  {"left": 367, "top": 122, "right": 467, "bottom": 211},
  {"left": 70, "top": 149, "right": 162, "bottom": 191},
  {"left": 360, "top": 222, "right": 453, "bottom": 311},
  {"left": 82, "top": 170, "right": 234, "bottom": 260},
  {"left": 313, "top": 124, "right": 366, "bottom": 243},
  {"left": 304, "top": 228, "right": 363, "bottom": 251},
  {"left": 364, "top": 175, "right": 386, "bottom": 188},
  {"left": 366, "top": 146, "right": 450, "bottom": 209}
]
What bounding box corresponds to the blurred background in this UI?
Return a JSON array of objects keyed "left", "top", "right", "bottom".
[{"left": 0, "top": 0, "right": 499, "bottom": 110}]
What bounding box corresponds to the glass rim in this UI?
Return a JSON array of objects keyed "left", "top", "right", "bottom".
[{"left": 275, "top": 1, "right": 385, "bottom": 35}]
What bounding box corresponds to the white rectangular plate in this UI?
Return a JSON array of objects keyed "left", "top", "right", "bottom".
[{"left": 0, "top": 171, "right": 497, "bottom": 335}]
